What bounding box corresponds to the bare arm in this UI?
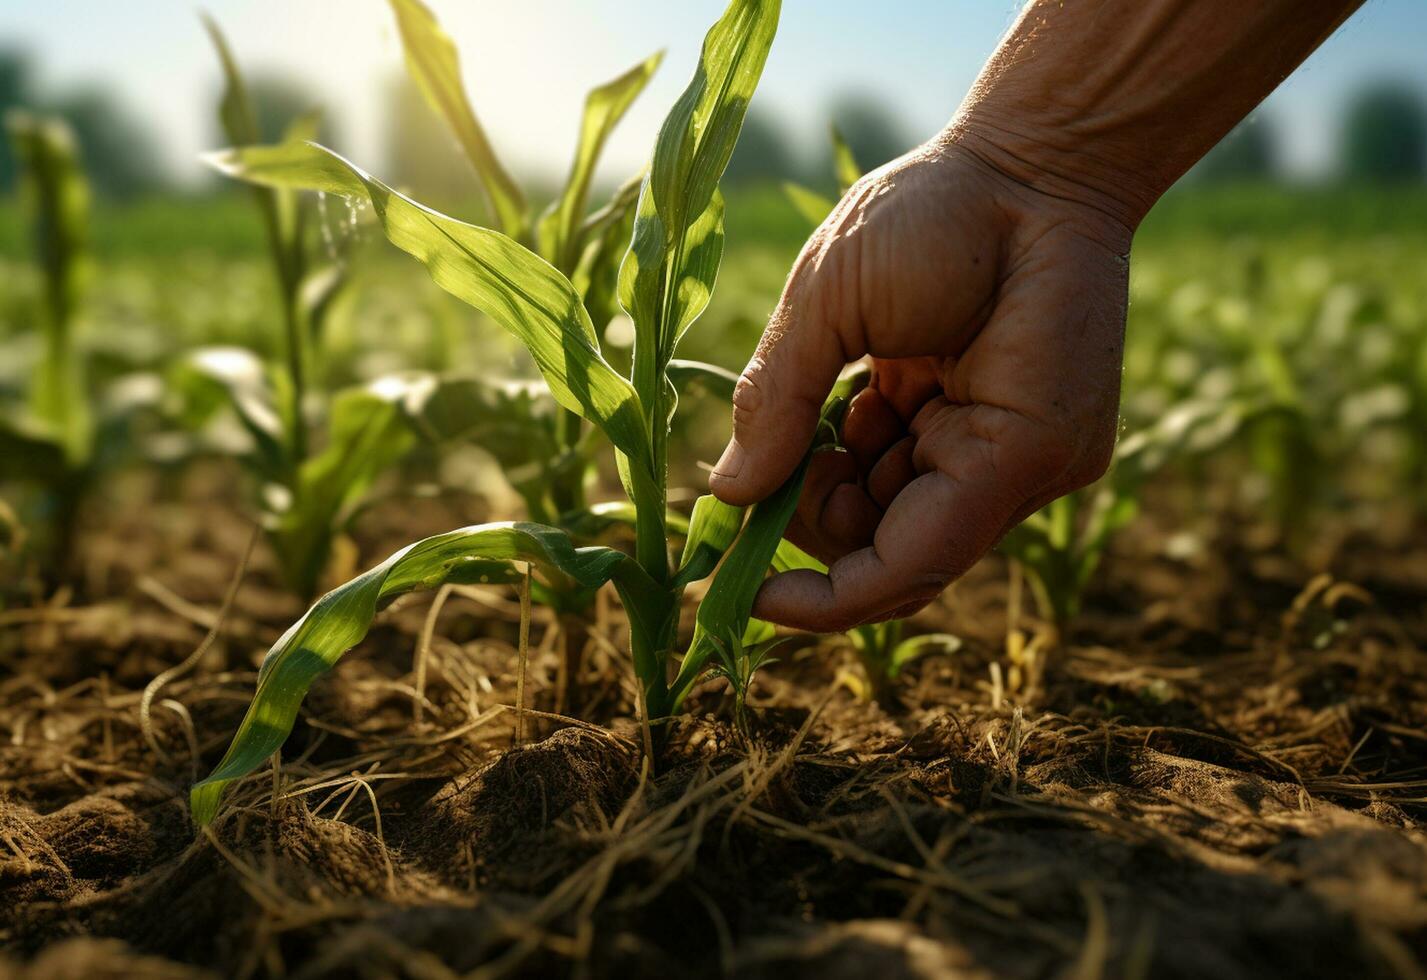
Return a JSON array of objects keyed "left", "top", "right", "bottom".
[{"left": 710, "top": 0, "right": 1365, "bottom": 632}]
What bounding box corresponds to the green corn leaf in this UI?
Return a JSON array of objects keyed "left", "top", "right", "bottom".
[
  {"left": 782, "top": 180, "right": 836, "bottom": 227},
  {"left": 572, "top": 175, "right": 644, "bottom": 342},
  {"left": 539, "top": 52, "right": 663, "bottom": 272},
  {"left": 397, "top": 371, "right": 563, "bottom": 521},
  {"left": 830, "top": 123, "right": 862, "bottom": 196},
  {"left": 299, "top": 263, "right": 348, "bottom": 345},
  {"left": 673, "top": 493, "right": 744, "bottom": 588},
  {"left": 670, "top": 453, "right": 808, "bottom": 706},
  {"left": 667, "top": 358, "right": 739, "bottom": 402},
  {"left": 577, "top": 171, "right": 645, "bottom": 251},
  {"left": 669, "top": 190, "right": 726, "bottom": 346},
  {"left": 619, "top": 0, "right": 781, "bottom": 407},
  {"left": 268, "top": 379, "right": 416, "bottom": 597},
  {"left": 175, "top": 346, "right": 290, "bottom": 483},
  {"left": 397, "top": 372, "right": 557, "bottom": 471},
  {"left": 201, "top": 15, "right": 260, "bottom": 146},
  {"left": 388, "top": 0, "right": 527, "bottom": 238},
  {"left": 621, "top": 188, "right": 728, "bottom": 388},
  {"left": 191, "top": 520, "right": 661, "bottom": 824},
  {"left": 783, "top": 125, "right": 861, "bottom": 230},
  {"left": 202, "top": 16, "right": 303, "bottom": 278},
  {"left": 888, "top": 633, "right": 961, "bottom": 677},
  {"left": 772, "top": 537, "right": 825, "bottom": 574},
  {"left": 743, "top": 618, "right": 777, "bottom": 646},
  {"left": 282, "top": 108, "right": 323, "bottom": 146},
  {"left": 559, "top": 501, "right": 692, "bottom": 542},
  {"left": 7, "top": 112, "right": 91, "bottom": 467},
  {"left": 204, "top": 141, "right": 656, "bottom": 490}
]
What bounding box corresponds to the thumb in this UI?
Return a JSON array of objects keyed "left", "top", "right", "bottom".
[{"left": 709, "top": 267, "right": 849, "bottom": 507}]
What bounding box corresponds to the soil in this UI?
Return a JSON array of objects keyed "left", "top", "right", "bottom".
[{"left": 3, "top": 461, "right": 1427, "bottom": 979}]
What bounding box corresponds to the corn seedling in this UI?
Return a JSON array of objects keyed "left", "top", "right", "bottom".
[
  {"left": 708, "top": 627, "right": 788, "bottom": 739},
  {"left": 0, "top": 113, "right": 91, "bottom": 583},
  {"left": 190, "top": 0, "right": 794, "bottom": 825},
  {"left": 1001, "top": 398, "right": 1270, "bottom": 632},
  {"left": 0, "top": 113, "right": 159, "bottom": 588},
  {"left": 379, "top": 0, "right": 670, "bottom": 706},
  {"left": 782, "top": 123, "right": 860, "bottom": 225},
  {"left": 846, "top": 622, "right": 962, "bottom": 704},
  {"left": 175, "top": 19, "right": 411, "bottom": 598},
  {"left": 388, "top": 0, "right": 664, "bottom": 518}
]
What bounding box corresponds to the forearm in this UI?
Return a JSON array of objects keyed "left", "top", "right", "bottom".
[{"left": 945, "top": 0, "right": 1363, "bottom": 227}]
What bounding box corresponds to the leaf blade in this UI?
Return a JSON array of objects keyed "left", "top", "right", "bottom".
[
  {"left": 388, "top": 0, "right": 527, "bottom": 238},
  {"left": 539, "top": 52, "right": 663, "bottom": 271},
  {"left": 205, "top": 141, "right": 654, "bottom": 485},
  {"left": 673, "top": 493, "right": 744, "bottom": 588},
  {"left": 619, "top": 0, "right": 781, "bottom": 406},
  {"left": 670, "top": 454, "right": 808, "bottom": 704},
  {"left": 830, "top": 123, "right": 862, "bottom": 196},
  {"left": 191, "top": 520, "right": 658, "bottom": 824},
  {"left": 269, "top": 379, "right": 416, "bottom": 596},
  {"left": 666, "top": 358, "right": 739, "bottom": 402}
]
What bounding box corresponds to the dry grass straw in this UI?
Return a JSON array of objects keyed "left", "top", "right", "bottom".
[{"left": 140, "top": 524, "right": 260, "bottom": 763}]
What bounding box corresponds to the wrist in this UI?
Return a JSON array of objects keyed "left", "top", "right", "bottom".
[{"left": 939, "top": 107, "right": 1163, "bottom": 234}]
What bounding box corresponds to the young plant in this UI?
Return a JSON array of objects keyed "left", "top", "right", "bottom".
[
  {"left": 708, "top": 628, "right": 786, "bottom": 739},
  {"left": 1000, "top": 398, "right": 1267, "bottom": 631},
  {"left": 0, "top": 112, "right": 170, "bottom": 588},
  {"left": 189, "top": 0, "right": 790, "bottom": 826},
  {"left": 771, "top": 534, "right": 959, "bottom": 706},
  {"left": 846, "top": 621, "right": 962, "bottom": 704},
  {"left": 0, "top": 112, "right": 91, "bottom": 582},
  {"left": 783, "top": 123, "right": 861, "bottom": 224},
  {"left": 389, "top": 0, "right": 665, "bottom": 508},
  {"left": 176, "top": 18, "right": 412, "bottom": 598},
  {"left": 381, "top": 0, "right": 675, "bottom": 706}
]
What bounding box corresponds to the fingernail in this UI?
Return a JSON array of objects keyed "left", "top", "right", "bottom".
[{"left": 712, "top": 440, "right": 746, "bottom": 482}]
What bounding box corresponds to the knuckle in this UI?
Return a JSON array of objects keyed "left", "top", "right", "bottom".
[{"left": 731, "top": 362, "right": 768, "bottom": 429}]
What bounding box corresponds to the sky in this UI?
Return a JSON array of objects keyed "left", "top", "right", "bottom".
[{"left": 2, "top": 0, "right": 1425, "bottom": 187}]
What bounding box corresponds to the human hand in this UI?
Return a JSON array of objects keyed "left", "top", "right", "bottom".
[{"left": 709, "top": 135, "right": 1133, "bottom": 632}]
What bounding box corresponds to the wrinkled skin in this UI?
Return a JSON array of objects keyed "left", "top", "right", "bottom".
[{"left": 709, "top": 138, "right": 1133, "bottom": 632}]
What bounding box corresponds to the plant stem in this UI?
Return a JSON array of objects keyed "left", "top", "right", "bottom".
[
  {"left": 281, "top": 291, "right": 308, "bottom": 465},
  {"left": 253, "top": 185, "right": 307, "bottom": 466}
]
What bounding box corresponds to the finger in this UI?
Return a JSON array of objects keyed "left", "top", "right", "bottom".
[
  {"left": 870, "top": 357, "right": 943, "bottom": 424},
  {"left": 782, "top": 512, "right": 831, "bottom": 565},
  {"left": 755, "top": 407, "right": 1066, "bottom": 632},
  {"left": 820, "top": 483, "right": 880, "bottom": 554},
  {"left": 709, "top": 253, "right": 852, "bottom": 507},
  {"left": 787, "top": 450, "right": 860, "bottom": 561},
  {"left": 866, "top": 436, "right": 916, "bottom": 508},
  {"left": 754, "top": 470, "right": 1000, "bottom": 631},
  {"left": 842, "top": 388, "right": 904, "bottom": 469}
]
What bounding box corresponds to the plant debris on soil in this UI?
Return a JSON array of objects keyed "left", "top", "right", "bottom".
[{"left": 3, "top": 462, "right": 1427, "bottom": 979}]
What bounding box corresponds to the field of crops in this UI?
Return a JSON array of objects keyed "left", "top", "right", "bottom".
[{"left": 4, "top": 2, "right": 1427, "bottom": 977}]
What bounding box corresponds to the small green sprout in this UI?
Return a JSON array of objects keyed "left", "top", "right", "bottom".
[
  {"left": 847, "top": 621, "right": 962, "bottom": 705},
  {"left": 708, "top": 626, "right": 789, "bottom": 739}
]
